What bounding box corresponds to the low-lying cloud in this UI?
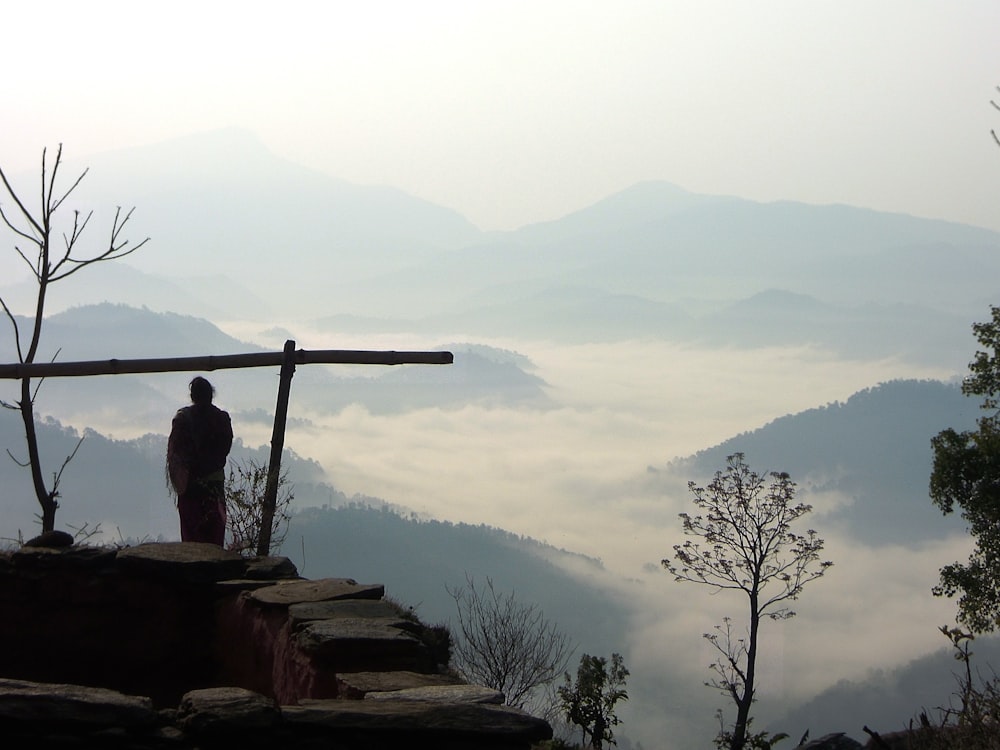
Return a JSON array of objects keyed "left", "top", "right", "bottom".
[{"left": 15, "top": 326, "right": 969, "bottom": 748}]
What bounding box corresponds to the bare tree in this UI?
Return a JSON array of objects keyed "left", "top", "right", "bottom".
[
  {"left": 0, "top": 145, "right": 148, "bottom": 532},
  {"left": 225, "top": 457, "right": 294, "bottom": 556},
  {"left": 663, "top": 453, "right": 832, "bottom": 750},
  {"left": 447, "top": 574, "right": 575, "bottom": 711}
]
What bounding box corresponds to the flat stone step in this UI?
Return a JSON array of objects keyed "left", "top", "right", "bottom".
[
  {"left": 284, "top": 699, "right": 552, "bottom": 745},
  {"left": 287, "top": 598, "right": 403, "bottom": 626},
  {"left": 178, "top": 687, "right": 281, "bottom": 734},
  {"left": 0, "top": 678, "right": 156, "bottom": 728},
  {"left": 336, "top": 670, "right": 463, "bottom": 699},
  {"left": 116, "top": 542, "right": 247, "bottom": 583},
  {"left": 295, "top": 618, "right": 431, "bottom": 672},
  {"left": 249, "top": 578, "right": 385, "bottom": 607},
  {"left": 366, "top": 684, "right": 505, "bottom": 704}
]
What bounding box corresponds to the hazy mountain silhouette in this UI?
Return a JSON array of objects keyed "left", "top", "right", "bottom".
[
  {"left": 765, "top": 634, "right": 1000, "bottom": 741},
  {"left": 54, "top": 129, "right": 483, "bottom": 314},
  {"left": 0, "top": 304, "right": 551, "bottom": 427},
  {"left": 0, "top": 262, "right": 273, "bottom": 320},
  {"left": 333, "top": 180, "right": 1000, "bottom": 321},
  {"left": 658, "top": 379, "right": 981, "bottom": 545},
  {"left": 5, "top": 131, "right": 997, "bottom": 337},
  {"left": 285, "top": 503, "right": 628, "bottom": 657},
  {"left": 323, "top": 287, "right": 974, "bottom": 366},
  {"left": 690, "top": 290, "right": 974, "bottom": 367},
  {"left": 315, "top": 285, "right": 693, "bottom": 343}
]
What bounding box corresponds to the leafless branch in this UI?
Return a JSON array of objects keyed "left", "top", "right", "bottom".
[
  {"left": 448, "top": 574, "right": 575, "bottom": 710},
  {"left": 0, "top": 157, "right": 44, "bottom": 237},
  {"left": 48, "top": 164, "right": 88, "bottom": 215},
  {"left": 0, "top": 295, "right": 24, "bottom": 362},
  {"left": 25, "top": 348, "right": 62, "bottom": 405},
  {"left": 50, "top": 206, "right": 150, "bottom": 283},
  {"left": 6, "top": 449, "right": 29, "bottom": 467},
  {"left": 0, "top": 203, "right": 41, "bottom": 247},
  {"left": 50, "top": 434, "right": 85, "bottom": 497}
]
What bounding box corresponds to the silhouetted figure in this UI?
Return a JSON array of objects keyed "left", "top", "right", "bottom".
[{"left": 167, "top": 377, "right": 233, "bottom": 545}]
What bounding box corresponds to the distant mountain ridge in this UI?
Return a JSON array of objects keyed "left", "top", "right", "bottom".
[
  {"left": 767, "top": 634, "right": 1000, "bottom": 741},
  {"left": 286, "top": 504, "right": 626, "bottom": 657},
  {"left": 0, "top": 303, "right": 552, "bottom": 434},
  {"left": 659, "top": 379, "right": 980, "bottom": 544},
  {"left": 78, "top": 128, "right": 484, "bottom": 277},
  {"left": 4, "top": 130, "right": 996, "bottom": 344}
]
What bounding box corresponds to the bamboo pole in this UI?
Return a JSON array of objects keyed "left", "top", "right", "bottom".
[
  {"left": 0, "top": 348, "right": 453, "bottom": 379},
  {"left": 258, "top": 340, "right": 296, "bottom": 557}
]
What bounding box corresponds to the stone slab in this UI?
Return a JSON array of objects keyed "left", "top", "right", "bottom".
[
  {"left": 214, "top": 579, "right": 284, "bottom": 594},
  {"left": 0, "top": 678, "right": 156, "bottom": 727},
  {"left": 295, "top": 618, "right": 430, "bottom": 672},
  {"left": 10, "top": 545, "right": 118, "bottom": 570},
  {"left": 366, "top": 684, "right": 505, "bottom": 704},
  {"left": 115, "top": 542, "right": 247, "bottom": 583},
  {"left": 336, "top": 671, "right": 463, "bottom": 699},
  {"left": 249, "top": 578, "right": 384, "bottom": 607},
  {"left": 242, "top": 556, "right": 299, "bottom": 580},
  {"left": 284, "top": 699, "right": 552, "bottom": 741},
  {"left": 287, "top": 598, "right": 402, "bottom": 625},
  {"left": 178, "top": 687, "right": 281, "bottom": 734}
]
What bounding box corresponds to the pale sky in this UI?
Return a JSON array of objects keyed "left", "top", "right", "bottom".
[{"left": 3, "top": 1, "right": 999, "bottom": 232}]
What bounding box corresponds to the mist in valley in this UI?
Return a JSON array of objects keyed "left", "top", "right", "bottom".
[{"left": 0, "top": 306, "right": 986, "bottom": 746}]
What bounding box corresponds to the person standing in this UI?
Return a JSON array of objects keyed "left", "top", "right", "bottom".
[{"left": 167, "top": 376, "right": 233, "bottom": 545}]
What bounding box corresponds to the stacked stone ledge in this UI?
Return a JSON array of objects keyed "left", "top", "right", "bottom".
[{"left": 0, "top": 540, "right": 551, "bottom": 749}]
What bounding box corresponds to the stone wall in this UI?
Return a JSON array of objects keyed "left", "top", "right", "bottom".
[{"left": 0, "top": 540, "right": 551, "bottom": 748}]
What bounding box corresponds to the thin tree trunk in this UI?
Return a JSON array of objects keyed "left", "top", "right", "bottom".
[
  {"left": 732, "top": 599, "right": 760, "bottom": 750},
  {"left": 19, "top": 377, "right": 57, "bottom": 532}
]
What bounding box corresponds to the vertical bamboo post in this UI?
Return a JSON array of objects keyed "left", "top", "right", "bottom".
[{"left": 257, "top": 339, "right": 296, "bottom": 556}]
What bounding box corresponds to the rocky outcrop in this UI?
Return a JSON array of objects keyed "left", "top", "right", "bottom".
[{"left": 0, "top": 541, "right": 551, "bottom": 749}]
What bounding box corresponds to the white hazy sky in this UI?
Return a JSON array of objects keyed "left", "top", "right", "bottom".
[{"left": 4, "top": 1, "right": 1000, "bottom": 232}]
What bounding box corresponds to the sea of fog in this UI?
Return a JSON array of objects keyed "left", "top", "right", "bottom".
[
  {"left": 216, "top": 326, "right": 971, "bottom": 711},
  {"left": 43, "top": 324, "right": 973, "bottom": 746}
]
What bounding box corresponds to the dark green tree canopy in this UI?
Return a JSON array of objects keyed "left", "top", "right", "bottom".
[
  {"left": 558, "top": 652, "right": 629, "bottom": 749},
  {"left": 931, "top": 305, "right": 1000, "bottom": 633}
]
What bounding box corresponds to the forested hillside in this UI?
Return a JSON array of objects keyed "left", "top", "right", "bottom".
[{"left": 661, "top": 379, "right": 980, "bottom": 544}]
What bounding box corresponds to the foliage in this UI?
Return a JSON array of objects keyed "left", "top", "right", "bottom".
[
  {"left": 447, "top": 574, "right": 574, "bottom": 711},
  {"left": 0, "top": 145, "right": 147, "bottom": 532},
  {"left": 712, "top": 713, "right": 788, "bottom": 750},
  {"left": 557, "top": 652, "right": 629, "bottom": 749},
  {"left": 225, "top": 457, "right": 293, "bottom": 556},
  {"left": 383, "top": 596, "right": 454, "bottom": 670},
  {"left": 931, "top": 305, "right": 1000, "bottom": 633},
  {"left": 663, "top": 452, "right": 831, "bottom": 750},
  {"left": 874, "top": 625, "right": 1000, "bottom": 750},
  {"left": 936, "top": 624, "right": 1000, "bottom": 748}
]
